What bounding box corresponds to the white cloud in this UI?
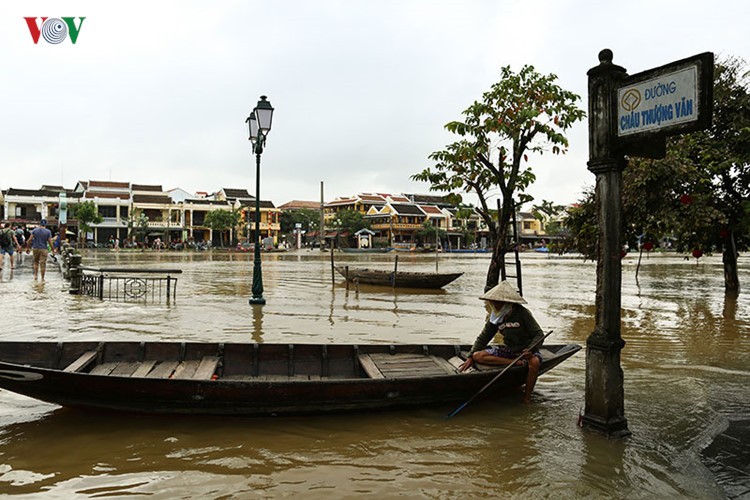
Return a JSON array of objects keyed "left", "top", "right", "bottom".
[{"left": 1, "top": 0, "right": 748, "bottom": 207}]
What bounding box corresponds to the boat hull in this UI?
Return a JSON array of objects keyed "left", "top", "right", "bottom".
[
  {"left": 335, "top": 266, "right": 462, "bottom": 289},
  {"left": 0, "top": 341, "right": 580, "bottom": 416},
  {"left": 339, "top": 248, "right": 392, "bottom": 253}
]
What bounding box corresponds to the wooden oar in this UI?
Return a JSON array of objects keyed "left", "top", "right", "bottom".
[{"left": 446, "top": 330, "right": 553, "bottom": 418}]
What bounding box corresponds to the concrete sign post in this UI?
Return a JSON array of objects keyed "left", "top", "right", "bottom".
[{"left": 582, "top": 49, "right": 713, "bottom": 438}]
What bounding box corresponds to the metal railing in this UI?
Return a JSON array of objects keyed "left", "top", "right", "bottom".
[{"left": 78, "top": 266, "right": 182, "bottom": 303}]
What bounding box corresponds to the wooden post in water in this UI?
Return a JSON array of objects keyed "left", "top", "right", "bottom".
[
  {"left": 392, "top": 255, "right": 398, "bottom": 287},
  {"left": 581, "top": 49, "right": 713, "bottom": 438},
  {"left": 69, "top": 254, "right": 82, "bottom": 294},
  {"left": 435, "top": 225, "right": 439, "bottom": 273},
  {"left": 330, "top": 245, "right": 335, "bottom": 284},
  {"left": 319, "top": 181, "right": 325, "bottom": 252},
  {"left": 581, "top": 49, "right": 630, "bottom": 438}
]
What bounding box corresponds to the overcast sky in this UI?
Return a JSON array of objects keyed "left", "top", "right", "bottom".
[{"left": 1, "top": 1, "right": 748, "bottom": 208}]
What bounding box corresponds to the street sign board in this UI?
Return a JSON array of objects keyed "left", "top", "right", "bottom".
[{"left": 616, "top": 52, "right": 713, "bottom": 139}]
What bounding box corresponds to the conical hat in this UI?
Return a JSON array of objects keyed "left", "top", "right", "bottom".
[{"left": 479, "top": 281, "right": 527, "bottom": 304}]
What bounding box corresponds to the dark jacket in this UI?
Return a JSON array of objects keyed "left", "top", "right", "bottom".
[{"left": 470, "top": 304, "right": 544, "bottom": 354}]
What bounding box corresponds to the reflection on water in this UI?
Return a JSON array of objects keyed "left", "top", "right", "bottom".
[{"left": 0, "top": 250, "right": 748, "bottom": 497}]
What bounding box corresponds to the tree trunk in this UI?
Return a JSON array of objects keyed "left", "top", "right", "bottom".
[
  {"left": 484, "top": 212, "right": 510, "bottom": 291},
  {"left": 723, "top": 232, "right": 740, "bottom": 295}
]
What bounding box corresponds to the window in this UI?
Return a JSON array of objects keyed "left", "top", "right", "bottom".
[{"left": 98, "top": 206, "right": 116, "bottom": 218}]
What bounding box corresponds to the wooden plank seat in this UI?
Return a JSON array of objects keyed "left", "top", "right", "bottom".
[
  {"left": 64, "top": 351, "right": 98, "bottom": 373},
  {"left": 146, "top": 361, "right": 179, "bottom": 379},
  {"left": 90, "top": 362, "right": 119, "bottom": 376},
  {"left": 191, "top": 356, "right": 219, "bottom": 380},
  {"left": 171, "top": 360, "right": 201, "bottom": 379},
  {"left": 131, "top": 360, "right": 157, "bottom": 378},
  {"left": 448, "top": 356, "right": 475, "bottom": 373},
  {"left": 362, "top": 353, "right": 458, "bottom": 378},
  {"left": 358, "top": 354, "right": 385, "bottom": 379}
]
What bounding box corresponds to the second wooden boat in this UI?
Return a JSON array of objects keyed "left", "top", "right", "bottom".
[{"left": 334, "top": 265, "right": 462, "bottom": 289}]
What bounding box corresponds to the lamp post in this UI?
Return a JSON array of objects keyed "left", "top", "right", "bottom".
[{"left": 246, "top": 95, "right": 274, "bottom": 305}]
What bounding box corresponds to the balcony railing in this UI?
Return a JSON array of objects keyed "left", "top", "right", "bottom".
[{"left": 371, "top": 222, "right": 423, "bottom": 230}]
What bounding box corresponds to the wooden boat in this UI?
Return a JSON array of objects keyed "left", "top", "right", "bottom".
[
  {"left": 392, "top": 247, "right": 435, "bottom": 253},
  {"left": 339, "top": 247, "right": 392, "bottom": 253},
  {"left": 335, "top": 265, "right": 462, "bottom": 289},
  {"left": 0, "top": 341, "right": 581, "bottom": 416},
  {"left": 443, "top": 248, "right": 491, "bottom": 254}
]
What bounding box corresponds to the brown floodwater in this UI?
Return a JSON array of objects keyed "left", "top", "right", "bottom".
[{"left": 0, "top": 250, "right": 748, "bottom": 498}]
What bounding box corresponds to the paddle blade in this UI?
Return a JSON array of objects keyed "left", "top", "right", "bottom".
[{"left": 446, "top": 401, "right": 468, "bottom": 419}]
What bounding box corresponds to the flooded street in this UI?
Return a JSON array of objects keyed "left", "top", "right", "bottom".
[{"left": 0, "top": 250, "right": 748, "bottom": 498}]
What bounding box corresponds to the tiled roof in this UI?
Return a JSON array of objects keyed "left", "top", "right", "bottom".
[
  {"left": 326, "top": 198, "right": 357, "bottom": 206},
  {"left": 240, "top": 200, "right": 276, "bottom": 209},
  {"left": 390, "top": 203, "right": 425, "bottom": 216},
  {"left": 360, "top": 194, "right": 387, "bottom": 203},
  {"left": 388, "top": 196, "right": 410, "bottom": 203},
  {"left": 89, "top": 180, "right": 130, "bottom": 189},
  {"left": 222, "top": 188, "right": 252, "bottom": 199},
  {"left": 278, "top": 200, "right": 320, "bottom": 210},
  {"left": 132, "top": 184, "right": 163, "bottom": 192},
  {"left": 184, "top": 199, "right": 230, "bottom": 206},
  {"left": 5, "top": 188, "right": 62, "bottom": 197},
  {"left": 132, "top": 194, "right": 172, "bottom": 204},
  {"left": 85, "top": 191, "right": 130, "bottom": 199},
  {"left": 419, "top": 205, "right": 444, "bottom": 215},
  {"left": 406, "top": 193, "right": 454, "bottom": 206}
]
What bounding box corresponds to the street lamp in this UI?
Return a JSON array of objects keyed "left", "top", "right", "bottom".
[{"left": 246, "top": 95, "right": 274, "bottom": 305}]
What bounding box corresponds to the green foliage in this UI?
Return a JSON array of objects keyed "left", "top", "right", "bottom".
[
  {"left": 332, "top": 209, "right": 369, "bottom": 234},
  {"left": 619, "top": 58, "right": 750, "bottom": 257},
  {"left": 562, "top": 189, "right": 598, "bottom": 258},
  {"left": 412, "top": 64, "right": 585, "bottom": 287},
  {"left": 565, "top": 57, "right": 750, "bottom": 292},
  {"left": 531, "top": 199, "right": 565, "bottom": 222},
  {"left": 416, "top": 221, "right": 446, "bottom": 241},
  {"left": 74, "top": 201, "right": 104, "bottom": 235},
  {"left": 125, "top": 212, "right": 149, "bottom": 243},
  {"left": 280, "top": 208, "right": 320, "bottom": 233},
  {"left": 205, "top": 209, "right": 242, "bottom": 246},
  {"left": 205, "top": 209, "right": 241, "bottom": 231}
]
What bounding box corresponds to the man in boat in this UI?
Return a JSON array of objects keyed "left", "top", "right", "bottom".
[{"left": 459, "top": 281, "right": 545, "bottom": 403}]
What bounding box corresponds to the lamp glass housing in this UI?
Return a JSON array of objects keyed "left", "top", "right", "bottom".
[
  {"left": 246, "top": 114, "right": 259, "bottom": 143},
  {"left": 254, "top": 95, "right": 274, "bottom": 134}
]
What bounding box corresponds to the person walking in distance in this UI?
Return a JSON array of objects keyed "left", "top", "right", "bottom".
[
  {"left": 0, "top": 223, "right": 22, "bottom": 272},
  {"left": 27, "top": 220, "right": 54, "bottom": 281}
]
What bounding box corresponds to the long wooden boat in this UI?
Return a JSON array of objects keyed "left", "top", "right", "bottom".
[
  {"left": 443, "top": 248, "right": 491, "bottom": 254},
  {"left": 339, "top": 247, "right": 392, "bottom": 253},
  {"left": 335, "top": 265, "right": 462, "bottom": 289},
  {"left": 392, "top": 247, "right": 435, "bottom": 253},
  {"left": 0, "top": 341, "right": 581, "bottom": 416}
]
